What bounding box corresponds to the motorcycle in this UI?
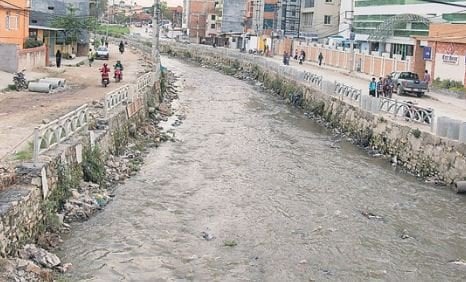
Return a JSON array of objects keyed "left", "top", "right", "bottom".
[
  {"left": 114, "top": 67, "right": 123, "bottom": 82},
  {"left": 100, "top": 67, "right": 110, "bottom": 87},
  {"left": 13, "top": 69, "right": 27, "bottom": 91}
]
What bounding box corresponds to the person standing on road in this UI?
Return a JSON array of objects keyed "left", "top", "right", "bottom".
[
  {"left": 377, "top": 77, "right": 383, "bottom": 98},
  {"left": 294, "top": 49, "right": 298, "bottom": 60},
  {"left": 424, "top": 70, "right": 431, "bottom": 92},
  {"left": 283, "top": 51, "right": 289, "bottom": 65},
  {"left": 318, "top": 52, "right": 324, "bottom": 66},
  {"left": 369, "top": 77, "right": 377, "bottom": 97},
  {"left": 88, "top": 48, "right": 94, "bottom": 67},
  {"left": 55, "top": 50, "right": 62, "bottom": 68}
]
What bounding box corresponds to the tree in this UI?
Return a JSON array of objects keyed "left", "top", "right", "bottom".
[
  {"left": 51, "top": 5, "right": 97, "bottom": 45},
  {"left": 90, "top": 0, "right": 108, "bottom": 17}
]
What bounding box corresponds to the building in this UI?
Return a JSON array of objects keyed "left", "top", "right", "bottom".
[
  {"left": 341, "top": 0, "right": 466, "bottom": 59},
  {"left": 300, "top": 0, "right": 341, "bottom": 40},
  {"left": 167, "top": 6, "right": 183, "bottom": 28},
  {"left": 186, "top": 0, "right": 216, "bottom": 42},
  {"left": 221, "top": 0, "right": 245, "bottom": 33},
  {"left": 415, "top": 23, "right": 466, "bottom": 87},
  {"left": 30, "top": 0, "right": 90, "bottom": 57},
  {"left": 280, "top": 0, "right": 301, "bottom": 36},
  {"left": 246, "top": 0, "right": 280, "bottom": 35},
  {"left": 0, "top": 0, "right": 30, "bottom": 48}
]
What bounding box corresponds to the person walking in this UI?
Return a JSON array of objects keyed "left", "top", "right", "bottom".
[
  {"left": 424, "top": 70, "right": 431, "bottom": 92},
  {"left": 369, "top": 77, "right": 377, "bottom": 97},
  {"left": 318, "top": 52, "right": 324, "bottom": 66},
  {"left": 88, "top": 48, "right": 94, "bottom": 67},
  {"left": 377, "top": 77, "right": 383, "bottom": 98},
  {"left": 294, "top": 49, "right": 298, "bottom": 60},
  {"left": 55, "top": 50, "right": 62, "bottom": 68}
]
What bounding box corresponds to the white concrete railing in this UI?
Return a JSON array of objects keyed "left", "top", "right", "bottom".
[
  {"left": 33, "top": 104, "right": 89, "bottom": 162},
  {"left": 104, "top": 84, "right": 130, "bottom": 118},
  {"left": 137, "top": 72, "right": 154, "bottom": 92},
  {"left": 379, "top": 97, "right": 434, "bottom": 126},
  {"left": 334, "top": 82, "right": 362, "bottom": 102},
  {"left": 303, "top": 71, "right": 323, "bottom": 89}
]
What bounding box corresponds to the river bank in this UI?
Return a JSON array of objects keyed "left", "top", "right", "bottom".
[{"left": 0, "top": 65, "right": 181, "bottom": 281}]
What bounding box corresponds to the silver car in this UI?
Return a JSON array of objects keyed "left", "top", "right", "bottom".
[{"left": 96, "top": 46, "right": 109, "bottom": 60}]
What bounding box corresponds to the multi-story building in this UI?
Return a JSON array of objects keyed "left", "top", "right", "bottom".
[
  {"left": 299, "top": 0, "right": 341, "bottom": 39},
  {"left": 0, "top": 0, "right": 30, "bottom": 48},
  {"left": 187, "top": 0, "right": 216, "bottom": 42},
  {"left": 340, "top": 0, "right": 466, "bottom": 59},
  {"left": 221, "top": 0, "right": 246, "bottom": 33},
  {"left": 246, "top": 0, "right": 280, "bottom": 35}
]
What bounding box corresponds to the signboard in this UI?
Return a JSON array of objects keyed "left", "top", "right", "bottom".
[
  {"left": 126, "top": 97, "right": 144, "bottom": 118},
  {"left": 423, "top": 46, "right": 432, "bottom": 60},
  {"left": 442, "top": 54, "right": 459, "bottom": 64}
]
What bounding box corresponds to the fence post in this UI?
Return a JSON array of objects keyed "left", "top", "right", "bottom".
[
  {"left": 104, "top": 95, "right": 108, "bottom": 119},
  {"left": 33, "top": 127, "right": 40, "bottom": 163}
]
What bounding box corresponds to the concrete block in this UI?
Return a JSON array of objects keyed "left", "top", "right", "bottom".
[
  {"left": 458, "top": 122, "right": 466, "bottom": 143},
  {"left": 436, "top": 117, "right": 450, "bottom": 137},
  {"left": 370, "top": 97, "right": 380, "bottom": 113},
  {"left": 447, "top": 119, "right": 461, "bottom": 140}
]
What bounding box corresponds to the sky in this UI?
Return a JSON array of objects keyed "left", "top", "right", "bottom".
[{"left": 122, "top": 0, "right": 183, "bottom": 7}]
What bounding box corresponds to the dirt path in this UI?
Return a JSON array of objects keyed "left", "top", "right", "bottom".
[{"left": 0, "top": 44, "right": 146, "bottom": 165}]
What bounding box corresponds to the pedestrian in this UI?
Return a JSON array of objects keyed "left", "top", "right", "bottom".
[
  {"left": 383, "top": 75, "right": 393, "bottom": 98},
  {"left": 424, "top": 69, "right": 431, "bottom": 92},
  {"left": 88, "top": 48, "right": 94, "bottom": 67},
  {"left": 377, "top": 77, "right": 383, "bottom": 97},
  {"left": 369, "top": 77, "right": 377, "bottom": 97},
  {"left": 299, "top": 50, "right": 304, "bottom": 65},
  {"left": 294, "top": 48, "right": 298, "bottom": 60},
  {"left": 55, "top": 50, "right": 62, "bottom": 68},
  {"left": 283, "top": 51, "right": 289, "bottom": 65},
  {"left": 318, "top": 52, "right": 324, "bottom": 66}
]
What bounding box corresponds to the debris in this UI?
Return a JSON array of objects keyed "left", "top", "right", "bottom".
[
  {"left": 223, "top": 240, "right": 238, "bottom": 247},
  {"left": 400, "top": 229, "right": 411, "bottom": 239},
  {"left": 449, "top": 259, "right": 466, "bottom": 266},
  {"left": 201, "top": 232, "right": 215, "bottom": 241},
  {"left": 360, "top": 210, "right": 384, "bottom": 221},
  {"left": 19, "top": 244, "right": 61, "bottom": 269}
]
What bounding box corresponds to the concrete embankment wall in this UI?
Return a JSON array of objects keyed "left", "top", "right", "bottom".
[
  {"left": 160, "top": 42, "right": 466, "bottom": 186},
  {"left": 0, "top": 79, "right": 160, "bottom": 256}
]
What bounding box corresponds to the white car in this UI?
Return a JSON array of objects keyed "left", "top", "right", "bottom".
[{"left": 95, "top": 46, "right": 109, "bottom": 60}]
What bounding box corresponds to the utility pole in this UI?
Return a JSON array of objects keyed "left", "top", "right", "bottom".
[
  {"left": 153, "top": 0, "right": 161, "bottom": 77},
  {"left": 348, "top": 0, "right": 354, "bottom": 73}
]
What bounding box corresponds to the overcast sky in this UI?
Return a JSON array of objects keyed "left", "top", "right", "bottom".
[{"left": 123, "top": 0, "right": 183, "bottom": 7}]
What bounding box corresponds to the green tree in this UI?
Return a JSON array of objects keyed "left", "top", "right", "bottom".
[{"left": 52, "top": 5, "right": 97, "bottom": 45}]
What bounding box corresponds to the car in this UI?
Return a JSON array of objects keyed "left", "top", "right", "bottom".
[
  {"left": 391, "top": 71, "right": 428, "bottom": 98},
  {"left": 95, "top": 46, "right": 109, "bottom": 60}
]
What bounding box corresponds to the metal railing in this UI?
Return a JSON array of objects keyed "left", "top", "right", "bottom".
[
  {"left": 379, "top": 97, "right": 434, "bottom": 126},
  {"left": 303, "top": 71, "right": 322, "bottom": 88},
  {"left": 33, "top": 104, "right": 88, "bottom": 162},
  {"left": 104, "top": 84, "right": 130, "bottom": 118},
  {"left": 334, "top": 82, "right": 362, "bottom": 102}
]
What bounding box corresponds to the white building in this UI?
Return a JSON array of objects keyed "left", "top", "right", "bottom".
[
  {"left": 340, "top": 0, "right": 466, "bottom": 58},
  {"left": 300, "top": 0, "right": 341, "bottom": 40}
]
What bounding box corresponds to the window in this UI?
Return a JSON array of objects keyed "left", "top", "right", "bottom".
[
  {"left": 263, "top": 19, "right": 273, "bottom": 29},
  {"left": 325, "top": 0, "right": 333, "bottom": 3},
  {"left": 5, "top": 12, "right": 18, "bottom": 30},
  {"left": 210, "top": 24, "right": 215, "bottom": 29},
  {"left": 264, "top": 4, "right": 275, "bottom": 12},
  {"left": 304, "top": 0, "right": 315, "bottom": 7},
  {"left": 324, "top": 15, "right": 331, "bottom": 25},
  {"left": 303, "top": 13, "right": 313, "bottom": 26},
  {"left": 211, "top": 15, "right": 215, "bottom": 20},
  {"left": 48, "top": 6, "right": 54, "bottom": 10}
]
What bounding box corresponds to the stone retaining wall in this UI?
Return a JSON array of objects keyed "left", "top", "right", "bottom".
[
  {"left": 0, "top": 80, "right": 157, "bottom": 257},
  {"left": 161, "top": 42, "right": 466, "bottom": 186}
]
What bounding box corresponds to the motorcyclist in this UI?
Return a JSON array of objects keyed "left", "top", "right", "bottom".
[{"left": 114, "top": 60, "right": 124, "bottom": 71}]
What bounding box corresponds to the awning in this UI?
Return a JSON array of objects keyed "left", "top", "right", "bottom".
[
  {"left": 0, "top": 1, "right": 22, "bottom": 10},
  {"left": 29, "top": 25, "right": 65, "bottom": 31}
]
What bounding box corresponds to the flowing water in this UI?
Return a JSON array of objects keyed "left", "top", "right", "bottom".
[{"left": 59, "top": 57, "right": 466, "bottom": 281}]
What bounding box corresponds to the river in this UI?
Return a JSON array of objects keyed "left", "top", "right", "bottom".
[{"left": 59, "top": 57, "right": 466, "bottom": 281}]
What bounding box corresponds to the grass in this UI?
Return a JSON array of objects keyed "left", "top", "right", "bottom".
[
  {"left": 15, "top": 142, "right": 33, "bottom": 161},
  {"left": 96, "top": 24, "right": 130, "bottom": 38},
  {"left": 223, "top": 240, "right": 238, "bottom": 247}
]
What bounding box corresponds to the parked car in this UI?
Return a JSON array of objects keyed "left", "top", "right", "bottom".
[
  {"left": 95, "top": 46, "right": 109, "bottom": 60},
  {"left": 391, "top": 71, "right": 427, "bottom": 97}
]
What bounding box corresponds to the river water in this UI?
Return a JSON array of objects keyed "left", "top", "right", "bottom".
[{"left": 59, "top": 57, "right": 466, "bottom": 281}]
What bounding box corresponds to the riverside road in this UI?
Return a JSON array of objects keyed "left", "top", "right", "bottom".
[{"left": 59, "top": 56, "right": 466, "bottom": 281}]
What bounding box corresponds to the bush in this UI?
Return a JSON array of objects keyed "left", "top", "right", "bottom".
[
  {"left": 433, "top": 78, "right": 465, "bottom": 91},
  {"left": 24, "top": 38, "right": 43, "bottom": 49}
]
